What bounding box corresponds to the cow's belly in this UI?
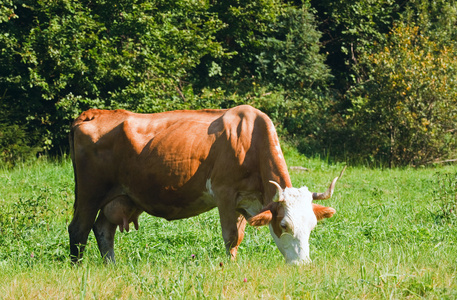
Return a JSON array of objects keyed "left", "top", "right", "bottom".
[
  {"left": 113, "top": 140, "right": 217, "bottom": 220},
  {"left": 122, "top": 184, "right": 217, "bottom": 221}
]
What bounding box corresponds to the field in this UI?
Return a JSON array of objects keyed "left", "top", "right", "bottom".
[{"left": 1, "top": 146, "right": 456, "bottom": 299}]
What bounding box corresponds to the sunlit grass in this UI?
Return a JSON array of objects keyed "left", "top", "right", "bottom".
[{"left": 1, "top": 150, "right": 457, "bottom": 299}]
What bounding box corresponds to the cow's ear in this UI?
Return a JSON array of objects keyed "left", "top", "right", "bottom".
[
  {"left": 313, "top": 203, "right": 336, "bottom": 221},
  {"left": 248, "top": 210, "right": 273, "bottom": 226}
]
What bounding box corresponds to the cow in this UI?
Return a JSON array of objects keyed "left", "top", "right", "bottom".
[{"left": 68, "top": 105, "right": 344, "bottom": 265}]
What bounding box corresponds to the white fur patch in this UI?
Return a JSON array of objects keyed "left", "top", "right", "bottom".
[
  {"left": 206, "top": 179, "right": 214, "bottom": 197},
  {"left": 270, "top": 186, "right": 317, "bottom": 264},
  {"left": 237, "top": 193, "right": 263, "bottom": 217},
  {"left": 192, "top": 179, "right": 216, "bottom": 207}
]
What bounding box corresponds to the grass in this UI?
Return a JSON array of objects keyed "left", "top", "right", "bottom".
[{"left": 1, "top": 149, "right": 457, "bottom": 299}]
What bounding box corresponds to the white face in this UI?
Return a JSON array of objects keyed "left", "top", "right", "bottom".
[{"left": 269, "top": 186, "right": 317, "bottom": 265}]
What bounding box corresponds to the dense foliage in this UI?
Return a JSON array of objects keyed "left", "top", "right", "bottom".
[
  {"left": 347, "top": 20, "right": 457, "bottom": 166},
  {"left": 310, "top": 0, "right": 457, "bottom": 166},
  {"left": 1, "top": 0, "right": 456, "bottom": 166},
  {"left": 344, "top": 1, "right": 457, "bottom": 166}
]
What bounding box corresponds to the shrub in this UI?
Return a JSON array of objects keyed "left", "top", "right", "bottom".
[
  {"left": 0, "top": 98, "right": 41, "bottom": 167},
  {"left": 344, "top": 7, "right": 457, "bottom": 166},
  {"left": 0, "top": 122, "right": 41, "bottom": 168}
]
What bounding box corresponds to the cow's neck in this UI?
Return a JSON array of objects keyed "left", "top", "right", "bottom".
[{"left": 259, "top": 125, "right": 292, "bottom": 206}]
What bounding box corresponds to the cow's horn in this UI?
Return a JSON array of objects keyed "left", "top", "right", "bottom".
[
  {"left": 312, "top": 166, "right": 346, "bottom": 200},
  {"left": 269, "top": 180, "right": 284, "bottom": 202}
]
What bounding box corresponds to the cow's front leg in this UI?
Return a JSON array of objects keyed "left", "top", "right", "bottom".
[
  {"left": 93, "top": 211, "right": 117, "bottom": 263},
  {"left": 218, "top": 209, "right": 247, "bottom": 259}
]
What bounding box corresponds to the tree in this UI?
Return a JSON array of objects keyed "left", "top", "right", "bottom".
[
  {"left": 345, "top": 1, "right": 457, "bottom": 166},
  {"left": 191, "top": 1, "right": 331, "bottom": 135},
  {"left": 310, "top": 0, "right": 404, "bottom": 91}
]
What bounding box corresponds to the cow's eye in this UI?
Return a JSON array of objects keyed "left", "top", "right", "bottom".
[{"left": 280, "top": 222, "right": 287, "bottom": 230}]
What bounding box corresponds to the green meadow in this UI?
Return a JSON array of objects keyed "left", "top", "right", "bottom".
[{"left": 1, "top": 147, "right": 456, "bottom": 299}]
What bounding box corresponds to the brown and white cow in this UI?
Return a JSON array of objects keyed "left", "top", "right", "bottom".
[{"left": 68, "top": 105, "right": 343, "bottom": 264}]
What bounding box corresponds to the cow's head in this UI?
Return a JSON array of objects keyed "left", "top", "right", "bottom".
[{"left": 248, "top": 167, "right": 345, "bottom": 265}]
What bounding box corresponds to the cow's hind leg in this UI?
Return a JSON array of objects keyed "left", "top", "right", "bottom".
[
  {"left": 68, "top": 207, "right": 98, "bottom": 264},
  {"left": 93, "top": 211, "right": 117, "bottom": 263}
]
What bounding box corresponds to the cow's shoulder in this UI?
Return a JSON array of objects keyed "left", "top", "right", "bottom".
[
  {"left": 222, "top": 105, "right": 273, "bottom": 130},
  {"left": 219, "top": 105, "right": 275, "bottom": 141},
  {"left": 224, "top": 105, "right": 266, "bottom": 119}
]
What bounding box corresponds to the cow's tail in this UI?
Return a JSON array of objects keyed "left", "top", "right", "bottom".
[
  {"left": 69, "top": 109, "right": 99, "bottom": 211},
  {"left": 69, "top": 119, "right": 79, "bottom": 211}
]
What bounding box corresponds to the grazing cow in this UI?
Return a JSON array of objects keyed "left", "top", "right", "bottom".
[{"left": 68, "top": 105, "right": 343, "bottom": 264}]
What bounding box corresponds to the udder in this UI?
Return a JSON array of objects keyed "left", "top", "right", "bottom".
[{"left": 102, "top": 196, "right": 142, "bottom": 232}]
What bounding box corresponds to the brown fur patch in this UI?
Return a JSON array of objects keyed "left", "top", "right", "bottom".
[
  {"left": 247, "top": 202, "right": 279, "bottom": 226},
  {"left": 247, "top": 210, "right": 273, "bottom": 226},
  {"left": 312, "top": 204, "right": 336, "bottom": 220}
]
